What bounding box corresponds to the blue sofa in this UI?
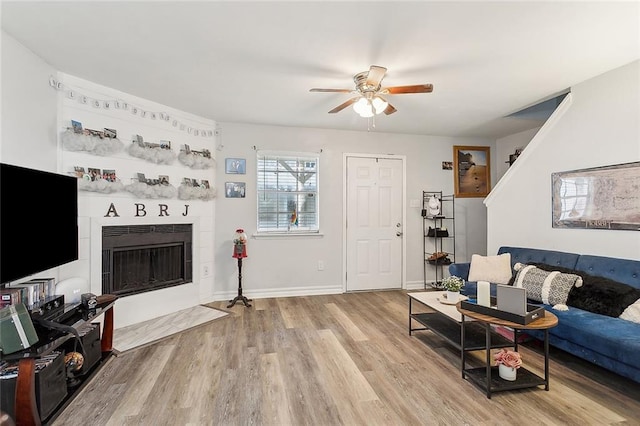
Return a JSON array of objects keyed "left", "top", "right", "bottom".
[{"left": 449, "top": 246, "right": 640, "bottom": 384}]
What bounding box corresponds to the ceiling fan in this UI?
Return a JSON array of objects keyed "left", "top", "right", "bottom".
[{"left": 310, "top": 65, "right": 433, "bottom": 118}]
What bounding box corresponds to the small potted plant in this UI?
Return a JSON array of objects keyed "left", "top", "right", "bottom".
[
  {"left": 494, "top": 348, "right": 522, "bottom": 381},
  {"left": 441, "top": 275, "right": 465, "bottom": 303}
]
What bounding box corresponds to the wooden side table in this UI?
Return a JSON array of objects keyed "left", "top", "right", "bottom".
[{"left": 456, "top": 302, "right": 558, "bottom": 398}]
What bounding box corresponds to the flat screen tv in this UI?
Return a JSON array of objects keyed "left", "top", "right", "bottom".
[{"left": 1, "top": 163, "right": 79, "bottom": 284}]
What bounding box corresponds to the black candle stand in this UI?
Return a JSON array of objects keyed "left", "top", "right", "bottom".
[{"left": 228, "top": 257, "right": 252, "bottom": 308}]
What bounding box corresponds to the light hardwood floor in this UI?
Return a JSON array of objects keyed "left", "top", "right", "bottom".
[{"left": 52, "top": 290, "right": 640, "bottom": 425}]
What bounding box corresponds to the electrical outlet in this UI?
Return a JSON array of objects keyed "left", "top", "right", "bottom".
[
  {"left": 318, "top": 260, "right": 325, "bottom": 271},
  {"left": 203, "top": 265, "right": 210, "bottom": 277}
]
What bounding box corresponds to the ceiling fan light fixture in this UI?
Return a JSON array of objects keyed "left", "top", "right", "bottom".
[
  {"left": 311, "top": 65, "right": 433, "bottom": 119},
  {"left": 372, "top": 96, "right": 388, "bottom": 115},
  {"left": 353, "top": 97, "right": 374, "bottom": 117},
  {"left": 359, "top": 108, "right": 374, "bottom": 118}
]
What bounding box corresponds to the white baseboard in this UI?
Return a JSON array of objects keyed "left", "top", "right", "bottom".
[
  {"left": 213, "top": 284, "right": 344, "bottom": 301},
  {"left": 406, "top": 281, "right": 427, "bottom": 290}
]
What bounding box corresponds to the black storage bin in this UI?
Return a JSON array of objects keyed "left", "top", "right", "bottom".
[
  {"left": 0, "top": 350, "right": 67, "bottom": 421},
  {"left": 78, "top": 323, "right": 101, "bottom": 375}
]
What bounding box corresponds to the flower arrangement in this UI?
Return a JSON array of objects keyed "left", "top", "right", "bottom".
[
  {"left": 494, "top": 349, "right": 522, "bottom": 369},
  {"left": 441, "top": 275, "right": 465, "bottom": 292}
]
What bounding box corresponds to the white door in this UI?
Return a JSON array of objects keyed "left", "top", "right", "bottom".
[{"left": 346, "top": 156, "right": 403, "bottom": 291}]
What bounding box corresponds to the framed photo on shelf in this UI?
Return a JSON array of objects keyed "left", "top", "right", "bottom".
[
  {"left": 88, "top": 168, "right": 102, "bottom": 182},
  {"left": 225, "top": 158, "right": 246, "bottom": 174},
  {"left": 453, "top": 145, "right": 491, "bottom": 198},
  {"left": 225, "top": 182, "right": 246, "bottom": 198}
]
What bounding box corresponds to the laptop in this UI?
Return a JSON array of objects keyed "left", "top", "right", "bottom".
[{"left": 496, "top": 285, "right": 528, "bottom": 316}]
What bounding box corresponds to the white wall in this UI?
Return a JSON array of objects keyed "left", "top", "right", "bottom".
[
  {"left": 495, "top": 127, "right": 540, "bottom": 180},
  {"left": 1, "top": 31, "right": 64, "bottom": 287},
  {"left": 214, "top": 122, "right": 494, "bottom": 298},
  {"left": 1, "top": 31, "right": 58, "bottom": 171},
  {"left": 486, "top": 60, "right": 640, "bottom": 260},
  {"left": 1, "top": 33, "right": 218, "bottom": 328}
]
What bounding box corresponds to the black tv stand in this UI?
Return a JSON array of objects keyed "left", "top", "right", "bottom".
[{"left": 1, "top": 297, "right": 117, "bottom": 425}]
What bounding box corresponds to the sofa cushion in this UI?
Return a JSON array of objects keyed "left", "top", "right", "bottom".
[
  {"left": 540, "top": 306, "right": 640, "bottom": 369},
  {"left": 574, "top": 254, "right": 640, "bottom": 290},
  {"left": 513, "top": 263, "right": 582, "bottom": 306},
  {"left": 498, "top": 246, "right": 580, "bottom": 271},
  {"left": 567, "top": 274, "right": 640, "bottom": 317},
  {"left": 468, "top": 253, "right": 512, "bottom": 284}
]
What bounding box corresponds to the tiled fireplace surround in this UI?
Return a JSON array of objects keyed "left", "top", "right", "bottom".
[{"left": 88, "top": 211, "right": 210, "bottom": 329}]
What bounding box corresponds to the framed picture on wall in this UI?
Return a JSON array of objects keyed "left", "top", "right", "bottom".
[
  {"left": 225, "top": 182, "right": 246, "bottom": 198},
  {"left": 552, "top": 161, "right": 640, "bottom": 231},
  {"left": 453, "top": 145, "right": 491, "bottom": 197},
  {"left": 225, "top": 158, "right": 246, "bottom": 174}
]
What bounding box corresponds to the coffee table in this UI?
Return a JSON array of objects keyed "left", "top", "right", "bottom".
[
  {"left": 457, "top": 303, "right": 558, "bottom": 398},
  {"left": 408, "top": 292, "right": 512, "bottom": 352}
]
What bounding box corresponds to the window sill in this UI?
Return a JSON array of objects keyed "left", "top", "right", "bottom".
[{"left": 253, "top": 232, "right": 324, "bottom": 240}]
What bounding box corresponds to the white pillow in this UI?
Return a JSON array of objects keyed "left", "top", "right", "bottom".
[
  {"left": 620, "top": 298, "right": 640, "bottom": 324},
  {"left": 468, "top": 253, "right": 512, "bottom": 284}
]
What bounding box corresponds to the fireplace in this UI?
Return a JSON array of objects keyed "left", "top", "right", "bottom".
[{"left": 102, "top": 224, "right": 192, "bottom": 297}]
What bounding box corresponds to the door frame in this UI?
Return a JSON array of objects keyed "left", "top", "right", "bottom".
[{"left": 342, "top": 153, "right": 407, "bottom": 292}]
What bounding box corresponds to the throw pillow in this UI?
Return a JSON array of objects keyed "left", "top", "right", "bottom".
[
  {"left": 512, "top": 262, "right": 585, "bottom": 294},
  {"left": 620, "top": 298, "right": 640, "bottom": 324},
  {"left": 468, "top": 253, "right": 512, "bottom": 284},
  {"left": 526, "top": 262, "right": 581, "bottom": 276},
  {"left": 512, "top": 263, "right": 582, "bottom": 307},
  {"left": 566, "top": 274, "right": 640, "bottom": 317}
]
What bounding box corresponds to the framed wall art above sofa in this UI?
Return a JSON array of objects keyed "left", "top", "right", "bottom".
[{"left": 551, "top": 161, "right": 640, "bottom": 231}]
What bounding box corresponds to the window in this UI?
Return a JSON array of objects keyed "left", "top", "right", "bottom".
[{"left": 257, "top": 152, "right": 319, "bottom": 233}]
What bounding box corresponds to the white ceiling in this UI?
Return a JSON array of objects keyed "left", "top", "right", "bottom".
[{"left": 2, "top": 1, "right": 639, "bottom": 139}]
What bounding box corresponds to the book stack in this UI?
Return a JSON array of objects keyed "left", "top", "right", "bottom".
[
  {"left": 3, "top": 278, "right": 56, "bottom": 308},
  {"left": 0, "top": 351, "right": 62, "bottom": 380},
  {"left": 0, "top": 288, "right": 21, "bottom": 307}
]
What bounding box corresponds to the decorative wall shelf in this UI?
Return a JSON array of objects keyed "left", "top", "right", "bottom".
[
  {"left": 178, "top": 150, "right": 216, "bottom": 169},
  {"left": 61, "top": 130, "right": 123, "bottom": 156},
  {"left": 178, "top": 184, "right": 217, "bottom": 201},
  {"left": 78, "top": 178, "right": 125, "bottom": 194},
  {"left": 125, "top": 182, "right": 177, "bottom": 199},
  {"left": 127, "top": 143, "right": 177, "bottom": 165}
]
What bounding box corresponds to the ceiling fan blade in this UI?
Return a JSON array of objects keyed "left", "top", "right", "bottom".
[
  {"left": 383, "top": 103, "right": 397, "bottom": 115},
  {"left": 366, "top": 65, "right": 387, "bottom": 88},
  {"left": 328, "top": 97, "right": 359, "bottom": 114},
  {"left": 310, "top": 88, "right": 353, "bottom": 93},
  {"left": 384, "top": 84, "right": 433, "bottom": 94}
]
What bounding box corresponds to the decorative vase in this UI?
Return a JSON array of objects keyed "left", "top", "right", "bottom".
[
  {"left": 498, "top": 363, "right": 517, "bottom": 381},
  {"left": 446, "top": 290, "right": 460, "bottom": 303}
]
